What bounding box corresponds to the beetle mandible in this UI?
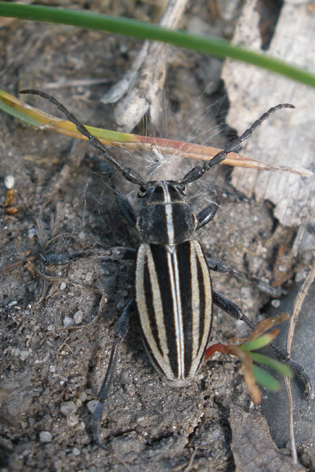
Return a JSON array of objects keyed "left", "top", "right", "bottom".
[{"left": 19, "top": 90, "right": 311, "bottom": 448}]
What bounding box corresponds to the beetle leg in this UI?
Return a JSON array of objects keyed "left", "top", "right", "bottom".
[
  {"left": 103, "top": 246, "right": 136, "bottom": 261},
  {"left": 212, "top": 290, "right": 313, "bottom": 397},
  {"left": 207, "top": 258, "right": 283, "bottom": 297},
  {"left": 196, "top": 191, "right": 219, "bottom": 230},
  {"left": 92, "top": 299, "right": 135, "bottom": 449},
  {"left": 113, "top": 187, "right": 137, "bottom": 228},
  {"left": 213, "top": 290, "right": 256, "bottom": 328},
  {"left": 39, "top": 252, "right": 90, "bottom": 265}
]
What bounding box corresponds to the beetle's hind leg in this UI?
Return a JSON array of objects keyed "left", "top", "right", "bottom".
[
  {"left": 212, "top": 290, "right": 314, "bottom": 398},
  {"left": 207, "top": 257, "right": 283, "bottom": 298},
  {"left": 92, "top": 299, "right": 135, "bottom": 449}
]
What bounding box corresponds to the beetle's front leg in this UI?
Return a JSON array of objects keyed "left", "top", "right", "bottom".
[
  {"left": 196, "top": 191, "right": 219, "bottom": 230},
  {"left": 103, "top": 246, "right": 136, "bottom": 261},
  {"left": 113, "top": 187, "right": 137, "bottom": 228},
  {"left": 92, "top": 298, "right": 135, "bottom": 449},
  {"left": 212, "top": 291, "right": 313, "bottom": 397}
]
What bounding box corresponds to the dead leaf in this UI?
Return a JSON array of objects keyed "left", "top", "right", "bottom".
[{"left": 230, "top": 405, "right": 306, "bottom": 472}]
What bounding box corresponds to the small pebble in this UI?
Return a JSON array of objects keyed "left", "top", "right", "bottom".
[
  {"left": 8, "top": 300, "right": 17, "bottom": 308},
  {"left": 39, "top": 431, "right": 52, "bottom": 443},
  {"left": 75, "top": 398, "right": 82, "bottom": 408},
  {"left": 137, "top": 417, "right": 150, "bottom": 427},
  {"left": 60, "top": 401, "right": 77, "bottom": 416},
  {"left": 67, "top": 414, "right": 79, "bottom": 427},
  {"left": 271, "top": 299, "right": 281, "bottom": 308},
  {"left": 54, "top": 460, "right": 63, "bottom": 472},
  {"left": 63, "top": 316, "right": 73, "bottom": 328},
  {"left": 11, "top": 348, "right": 20, "bottom": 357},
  {"left": 74, "top": 310, "right": 83, "bottom": 324},
  {"left": 60, "top": 282, "right": 67, "bottom": 290},
  {"left": 77, "top": 422, "right": 85, "bottom": 431},
  {"left": 295, "top": 270, "right": 307, "bottom": 283},
  {"left": 85, "top": 272, "right": 92, "bottom": 282},
  {"left": 4, "top": 175, "right": 15, "bottom": 189},
  {"left": 19, "top": 350, "right": 29, "bottom": 361},
  {"left": 72, "top": 447, "right": 80, "bottom": 456},
  {"left": 79, "top": 391, "right": 88, "bottom": 402},
  {"left": 87, "top": 400, "right": 98, "bottom": 413},
  {"left": 27, "top": 228, "right": 37, "bottom": 239}
]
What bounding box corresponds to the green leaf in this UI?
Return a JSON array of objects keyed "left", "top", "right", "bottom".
[
  {"left": 249, "top": 352, "right": 293, "bottom": 378},
  {"left": 0, "top": 2, "right": 314, "bottom": 88},
  {"left": 241, "top": 334, "right": 274, "bottom": 352},
  {"left": 252, "top": 365, "right": 280, "bottom": 391}
]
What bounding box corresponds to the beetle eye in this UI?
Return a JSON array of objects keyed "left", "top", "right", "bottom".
[{"left": 138, "top": 185, "right": 148, "bottom": 197}]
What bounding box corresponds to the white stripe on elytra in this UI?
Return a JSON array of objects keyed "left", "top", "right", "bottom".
[
  {"left": 190, "top": 241, "right": 212, "bottom": 376},
  {"left": 166, "top": 247, "right": 185, "bottom": 379},
  {"left": 190, "top": 242, "right": 200, "bottom": 364},
  {"left": 161, "top": 182, "right": 175, "bottom": 245}
]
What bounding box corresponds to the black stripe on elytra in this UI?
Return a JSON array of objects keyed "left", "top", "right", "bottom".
[
  {"left": 151, "top": 244, "right": 179, "bottom": 378},
  {"left": 197, "top": 251, "right": 206, "bottom": 351},
  {"left": 143, "top": 256, "right": 163, "bottom": 356},
  {"left": 177, "top": 242, "right": 194, "bottom": 378}
]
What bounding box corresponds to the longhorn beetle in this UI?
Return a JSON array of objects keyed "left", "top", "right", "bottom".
[{"left": 20, "top": 90, "right": 312, "bottom": 449}]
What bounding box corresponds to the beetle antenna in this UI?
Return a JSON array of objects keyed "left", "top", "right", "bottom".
[
  {"left": 19, "top": 89, "right": 145, "bottom": 186},
  {"left": 180, "top": 103, "right": 295, "bottom": 185}
]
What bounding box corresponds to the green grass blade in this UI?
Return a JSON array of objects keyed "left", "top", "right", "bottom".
[
  {"left": 0, "top": 88, "right": 48, "bottom": 127},
  {"left": 2, "top": 88, "right": 310, "bottom": 175},
  {"left": 0, "top": 88, "right": 134, "bottom": 142},
  {"left": 0, "top": 2, "right": 314, "bottom": 88},
  {"left": 252, "top": 365, "right": 280, "bottom": 391},
  {"left": 249, "top": 352, "right": 293, "bottom": 378}
]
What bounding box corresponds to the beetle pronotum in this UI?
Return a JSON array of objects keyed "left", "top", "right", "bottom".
[{"left": 20, "top": 90, "right": 312, "bottom": 448}]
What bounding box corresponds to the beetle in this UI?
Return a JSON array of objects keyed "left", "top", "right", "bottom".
[{"left": 19, "top": 90, "right": 312, "bottom": 448}]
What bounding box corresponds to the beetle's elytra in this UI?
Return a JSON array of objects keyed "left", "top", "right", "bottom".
[{"left": 19, "top": 90, "right": 311, "bottom": 449}]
